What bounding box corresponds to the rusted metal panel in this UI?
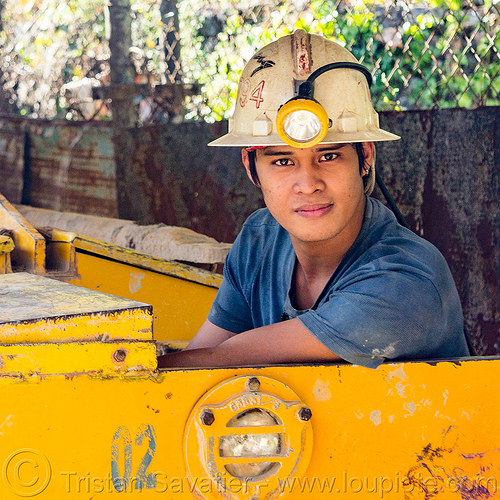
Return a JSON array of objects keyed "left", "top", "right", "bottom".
[
  {"left": 129, "top": 121, "right": 264, "bottom": 242},
  {"left": 25, "top": 120, "right": 118, "bottom": 217},
  {"left": 376, "top": 107, "right": 500, "bottom": 356},
  {"left": 0, "top": 118, "right": 26, "bottom": 203}
]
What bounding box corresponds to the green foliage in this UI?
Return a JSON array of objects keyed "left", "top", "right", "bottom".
[
  {"left": 0, "top": 0, "right": 108, "bottom": 117},
  {"left": 0, "top": 0, "right": 497, "bottom": 120}
]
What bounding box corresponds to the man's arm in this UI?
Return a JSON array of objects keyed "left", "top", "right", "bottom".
[
  {"left": 157, "top": 318, "right": 343, "bottom": 368},
  {"left": 183, "top": 320, "right": 235, "bottom": 350}
]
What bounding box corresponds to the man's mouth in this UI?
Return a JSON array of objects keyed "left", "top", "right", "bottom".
[{"left": 295, "top": 203, "right": 333, "bottom": 218}]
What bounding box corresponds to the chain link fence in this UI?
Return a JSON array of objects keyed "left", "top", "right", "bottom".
[
  {"left": 1, "top": 0, "right": 498, "bottom": 120},
  {"left": 176, "top": 0, "right": 500, "bottom": 119}
]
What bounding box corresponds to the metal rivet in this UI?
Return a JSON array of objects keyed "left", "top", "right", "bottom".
[
  {"left": 298, "top": 407, "right": 312, "bottom": 421},
  {"left": 200, "top": 409, "right": 214, "bottom": 426},
  {"left": 247, "top": 377, "right": 260, "bottom": 392},
  {"left": 113, "top": 349, "right": 127, "bottom": 363}
]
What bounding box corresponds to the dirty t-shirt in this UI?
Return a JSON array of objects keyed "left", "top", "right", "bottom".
[{"left": 207, "top": 197, "right": 469, "bottom": 368}]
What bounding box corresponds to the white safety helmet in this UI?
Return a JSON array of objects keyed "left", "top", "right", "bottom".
[{"left": 209, "top": 29, "right": 400, "bottom": 149}]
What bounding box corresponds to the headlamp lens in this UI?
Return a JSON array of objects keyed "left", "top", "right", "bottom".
[{"left": 282, "top": 110, "right": 322, "bottom": 143}]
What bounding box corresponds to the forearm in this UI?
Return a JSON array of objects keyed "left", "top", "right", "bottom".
[
  {"left": 157, "top": 319, "right": 343, "bottom": 369},
  {"left": 184, "top": 320, "right": 235, "bottom": 350}
]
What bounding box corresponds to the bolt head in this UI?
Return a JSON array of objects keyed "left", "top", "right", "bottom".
[
  {"left": 200, "top": 409, "right": 215, "bottom": 426},
  {"left": 113, "top": 349, "right": 127, "bottom": 363},
  {"left": 298, "top": 407, "right": 312, "bottom": 421},
  {"left": 247, "top": 377, "right": 260, "bottom": 392}
]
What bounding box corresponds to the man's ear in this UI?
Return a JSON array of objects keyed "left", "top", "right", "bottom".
[
  {"left": 361, "top": 142, "right": 375, "bottom": 174},
  {"left": 241, "top": 148, "right": 259, "bottom": 186}
]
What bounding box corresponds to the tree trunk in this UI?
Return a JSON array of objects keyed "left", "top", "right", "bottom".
[
  {"left": 107, "top": 0, "right": 150, "bottom": 223},
  {"left": 0, "top": 0, "right": 19, "bottom": 115}
]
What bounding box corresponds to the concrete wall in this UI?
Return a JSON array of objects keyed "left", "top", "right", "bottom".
[{"left": 0, "top": 107, "right": 498, "bottom": 355}]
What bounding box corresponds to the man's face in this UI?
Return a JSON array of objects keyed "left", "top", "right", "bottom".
[{"left": 242, "top": 142, "right": 373, "bottom": 249}]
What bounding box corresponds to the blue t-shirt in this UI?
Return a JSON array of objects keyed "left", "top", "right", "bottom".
[{"left": 208, "top": 197, "right": 469, "bottom": 368}]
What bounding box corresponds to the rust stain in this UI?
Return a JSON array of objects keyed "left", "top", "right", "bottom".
[
  {"left": 146, "top": 404, "right": 160, "bottom": 414},
  {"left": 0, "top": 119, "right": 26, "bottom": 203},
  {"left": 292, "top": 30, "right": 312, "bottom": 77}
]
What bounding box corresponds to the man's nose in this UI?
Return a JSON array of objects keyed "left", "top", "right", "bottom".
[{"left": 293, "top": 163, "right": 325, "bottom": 194}]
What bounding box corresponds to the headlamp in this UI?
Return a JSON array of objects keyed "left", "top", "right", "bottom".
[
  {"left": 276, "top": 62, "right": 373, "bottom": 148},
  {"left": 276, "top": 98, "right": 329, "bottom": 149}
]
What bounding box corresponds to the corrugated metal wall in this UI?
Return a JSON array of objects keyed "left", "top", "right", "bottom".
[
  {"left": 1, "top": 118, "right": 118, "bottom": 215},
  {"left": 0, "top": 108, "right": 498, "bottom": 355}
]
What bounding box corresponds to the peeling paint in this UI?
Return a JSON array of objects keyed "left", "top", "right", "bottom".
[
  {"left": 405, "top": 430, "right": 498, "bottom": 500},
  {"left": 129, "top": 272, "right": 145, "bottom": 294},
  {"left": 370, "top": 410, "right": 381, "bottom": 426},
  {"left": 0, "top": 414, "right": 14, "bottom": 436},
  {"left": 404, "top": 402, "right": 416, "bottom": 416},
  {"left": 313, "top": 379, "right": 331, "bottom": 402},
  {"left": 388, "top": 365, "right": 407, "bottom": 381},
  {"left": 395, "top": 381, "right": 406, "bottom": 397}
]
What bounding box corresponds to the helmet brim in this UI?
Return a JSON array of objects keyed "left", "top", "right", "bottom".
[{"left": 208, "top": 128, "right": 400, "bottom": 147}]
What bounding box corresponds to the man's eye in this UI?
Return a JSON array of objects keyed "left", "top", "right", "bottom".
[
  {"left": 273, "top": 158, "right": 292, "bottom": 166},
  {"left": 320, "top": 152, "right": 338, "bottom": 161}
]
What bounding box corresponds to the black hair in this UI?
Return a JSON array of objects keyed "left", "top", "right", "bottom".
[
  {"left": 247, "top": 149, "right": 260, "bottom": 185},
  {"left": 247, "top": 143, "right": 369, "bottom": 188}
]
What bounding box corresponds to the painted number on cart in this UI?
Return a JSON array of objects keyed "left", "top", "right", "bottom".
[{"left": 111, "top": 425, "right": 157, "bottom": 492}]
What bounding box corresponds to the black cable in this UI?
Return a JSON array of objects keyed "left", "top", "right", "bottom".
[
  {"left": 307, "top": 62, "right": 373, "bottom": 87},
  {"left": 374, "top": 170, "right": 410, "bottom": 229},
  {"left": 298, "top": 62, "right": 373, "bottom": 99}
]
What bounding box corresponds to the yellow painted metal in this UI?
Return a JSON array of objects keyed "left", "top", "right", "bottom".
[
  {"left": 0, "top": 234, "right": 14, "bottom": 273},
  {"left": 0, "top": 341, "right": 156, "bottom": 375},
  {"left": 1, "top": 191, "right": 498, "bottom": 499},
  {"left": 0, "top": 193, "right": 46, "bottom": 273},
  {"left": 0, "top": 358, "right": 498, "bottom": 498},
  {"left": 0, "top": 273, "right": 153, "bottom": 344},
  {"left": 65, "top": 235, "right": 220, "bottom": 342},
  {"left": 71, "top": 232, "right": 223, "bottom": 288},
  {"left": 42, "top": 228, "right": 76, "bottom": 274}
]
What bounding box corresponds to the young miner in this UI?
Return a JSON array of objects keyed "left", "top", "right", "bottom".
[{"left": 158, "top": 30, "right": 469, "bottom": 369}]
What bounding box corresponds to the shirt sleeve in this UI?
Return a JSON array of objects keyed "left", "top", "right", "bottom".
[{"left": 297, "top": 269, "right": 446, "bottom": 369}]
